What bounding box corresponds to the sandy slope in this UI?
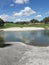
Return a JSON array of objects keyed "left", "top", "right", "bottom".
[
  {"left": 1, "top": 27, "right": 44, "bottom": 31},
  {"left": 0, "top": 42, "right": 49, "bottom": 65}
]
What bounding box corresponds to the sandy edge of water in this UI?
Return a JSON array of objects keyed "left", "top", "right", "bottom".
[{"left": 1, "top": 27, "right": 45, "bottom": 31}]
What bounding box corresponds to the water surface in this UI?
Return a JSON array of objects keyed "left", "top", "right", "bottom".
[{"left": 0, "top": 30, "right": 49, "bottom": 46}]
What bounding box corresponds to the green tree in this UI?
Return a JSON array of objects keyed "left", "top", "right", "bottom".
[
  {"left": 43, "top": 17, "right": 49, "bottom": 24},
  {"left": 0, "top": 18, "right": 4, "bottom": 26},
  {"left": 31, "top": 19, "right": 39, "bottom": 23}
]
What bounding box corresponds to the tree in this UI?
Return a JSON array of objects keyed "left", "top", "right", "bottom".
[
  {"left": 31, "top": 19, "right": 39, "bottom": 23},
  {"left": 0, "top": 18, "right": 4, "bottom": 26},
  {"left": 43, "top": 17, "right": 49, "bottom": 24}
]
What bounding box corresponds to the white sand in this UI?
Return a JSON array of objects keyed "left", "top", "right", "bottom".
[{"left": 1, "top": 27, "right": 44, "bottom": 31}]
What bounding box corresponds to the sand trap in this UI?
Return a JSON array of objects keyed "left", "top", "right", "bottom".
[{"left": 1, "top": 27, "right": 44, "bottom": 31}]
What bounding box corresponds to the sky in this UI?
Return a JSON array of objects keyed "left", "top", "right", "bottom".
[{"left": 0, "top": 0, "right": 49, "bottom": 22}]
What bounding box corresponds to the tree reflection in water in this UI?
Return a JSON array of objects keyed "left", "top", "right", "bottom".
[
  {"left": 0, "top": 30, "right": 5, "bottom": 47},
  {"left": 43, "top": 30, "right": 49, "bottom": 37},
  {"left": 23, "top": 30, "right": 49, "bottom": 47}
]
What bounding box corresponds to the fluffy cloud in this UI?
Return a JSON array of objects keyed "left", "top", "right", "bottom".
[
  {"left": 46, "top": 11, "right": 49, "bottom": 14},
  {"left": 10, "top": 4, "right": 14, "bottom": 6},
  {"left": 0, "top": 14, "right": 9, "bottom": 21},
  {"left": 13, "top": 7, "right": 36, "bottom": 16},
  {"left": 14, "top": 0, "right": 29, "bottom": 4},
  {"left": 35, "top": 15, "right": 42, "bottom": 18},
  {"left": 15, "top": 18, "right": 30, "bottom": 22},
  {"left": 15, "top": 19, "right": 24, "bottom": 22}
]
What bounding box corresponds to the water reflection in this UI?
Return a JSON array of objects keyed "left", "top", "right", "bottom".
[
  {"left": 0, "top": 30, "right": 12, "bottom": 48},
  {"left": 43, "top": 30, "right": 49, "bottom": 37},
  {"left": 4, "top": 30, "right": 49, "bottom": 47},
  {"left": 0, "top": 30, "right": 5, "bottom": 47}
]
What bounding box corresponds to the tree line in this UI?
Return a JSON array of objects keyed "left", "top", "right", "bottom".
[{"left": 0, "top": 17, "right": 49, "bottom": 26}]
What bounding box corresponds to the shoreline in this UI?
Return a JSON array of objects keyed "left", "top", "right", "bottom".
[{"left": 0, "top": 27, "right": 45, "bottom": 31}]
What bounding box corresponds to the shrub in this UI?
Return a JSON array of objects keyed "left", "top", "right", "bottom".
[{"left": 0, "top": 18, "right": 4, "bottom": 26}]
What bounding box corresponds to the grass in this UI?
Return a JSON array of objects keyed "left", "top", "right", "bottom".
[{"left": 0, "top": 23, "right": 49, "bottom": 29}]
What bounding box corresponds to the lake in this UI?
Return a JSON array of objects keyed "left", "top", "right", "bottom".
[{"left": 0, "top": 30, "right": 49, "bottom": 46}]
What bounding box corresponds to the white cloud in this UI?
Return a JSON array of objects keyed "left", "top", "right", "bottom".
[
  {"left": 0, "top": 14, "right": 9, "bottom": 21},
  {"left": 15, "top": 18, "right": 30, "bottom": 22},
  {"left": 15, "top": 19, "right": 21, "bottom": 22},
  {"left": 0, "top": 12, "right": 31, "bottom": 22},
  {"left": 35, "top": 15, "right": 42, "bottom": 18},
  {"left": 46, "top": 11, "right": 49, "bottom": 14},
  {"left": 10, "top": 4, "right": 14, "bottom": 6},
  {"left": 14, "top": 0, "right": 29, "bottom": 4},
  {"left": 13, "top": 7, "right": 36, "bottom": 16}
]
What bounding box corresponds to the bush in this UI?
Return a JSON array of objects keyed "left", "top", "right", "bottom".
[{"left": 0, "top": 18, "right": 4, "bottom": 26}]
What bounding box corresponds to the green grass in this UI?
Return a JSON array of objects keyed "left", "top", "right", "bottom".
[{"left": 0, "top": 23, "right": 49, "bottom": 29}]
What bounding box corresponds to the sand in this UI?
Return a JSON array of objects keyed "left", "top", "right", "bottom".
[{"left": 1, "top": 27, "right": 44, "bottom": 31}]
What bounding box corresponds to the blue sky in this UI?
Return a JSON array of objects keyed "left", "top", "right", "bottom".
[{"left": 0, "top": 0, "right": 49, "bottom": 22}]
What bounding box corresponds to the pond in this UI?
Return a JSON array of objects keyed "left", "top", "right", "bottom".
[{"left": 0, "top": 30, "right": 49, "bottom": 46}]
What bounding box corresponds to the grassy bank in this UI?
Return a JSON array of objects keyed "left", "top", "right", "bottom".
[{"left": 0, "top": 23, "right": 49, "bottom": 28}]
